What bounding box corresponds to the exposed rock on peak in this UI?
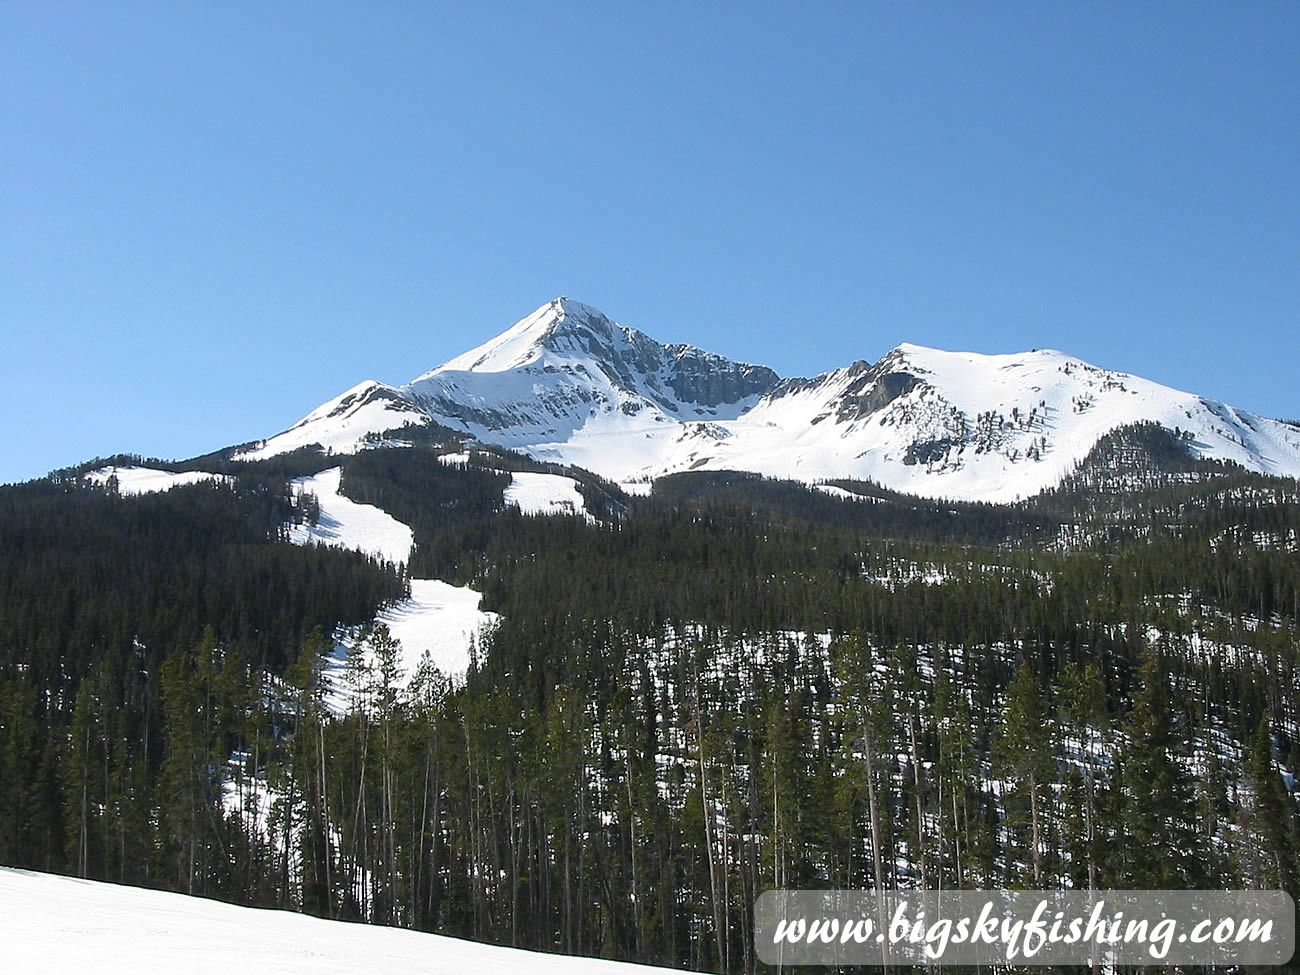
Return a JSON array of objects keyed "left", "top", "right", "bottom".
[{"left": 235, "top": 299, "right": 1300, "bottom": 502}]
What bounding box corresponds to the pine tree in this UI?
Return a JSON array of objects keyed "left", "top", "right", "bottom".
[
  {"left": 997, "top": 660, "right": 1053, "bottom": 885},
  {"left": 1117, "top": 647, "right": 1209, "bottom": 887},
  {"left": 285, "top": 627, "right": 335, "bottom": 917},
  {"left": 1059, "top": 662, "right": 1108, "bottom": 892},
  {"left": 158, "top": 638, "right": 219, "bottom": 895},
  {"left": 370, "top": 624, "right": 403, "bottom": 924},
  {"left": 63, "top": 679, "right": 96, "bottom": 878},
  {"left": 1245, "top": 716, "right": 1300, "bottom": 895}
]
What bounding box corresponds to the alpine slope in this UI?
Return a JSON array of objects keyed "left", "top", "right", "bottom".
[{"left": 235, "top": 297, "right": 1300, "bottom": 503}]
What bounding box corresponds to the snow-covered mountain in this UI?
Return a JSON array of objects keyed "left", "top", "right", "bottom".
[
  {"left": 236, "top": 298, "right": 1300, "bottom": 502},
  {"left": 238, "top": 298, "right": 775, "bottom": 464}
]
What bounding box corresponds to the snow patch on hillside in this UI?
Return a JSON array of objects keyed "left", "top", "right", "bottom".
[
  {"left": 814, "top": 483, "right": 868, "bottom": 501},
  {"left": 505, "top": 471, "right": 592, "bottom": 520},
  {"left": 288, "top": 467, "right": 413, "bottom": 565},
  {"left": 1, "top": 867, "right": 691, "bottom": 975},
  {"left": 84, "top": 466, "right": 230, "bottom": 495},
  {"left": 279, "top": 469, "right": 498, "bottom": 696},
  {"left": 326, "top": 580, "right": 498, "bottom": 710},
  {"left": 219, "top": 763, "right": 277, "bottom": 841}
]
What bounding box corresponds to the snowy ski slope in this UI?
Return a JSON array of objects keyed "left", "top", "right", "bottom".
[{"left": 1, "top": 867, "right": 692, "bottom": 975}]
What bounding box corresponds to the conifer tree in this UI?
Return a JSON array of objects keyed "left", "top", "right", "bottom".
[
  {"left": 1117, "top": 647, "right": 1209, "bottom": 888},
  {"left": 1059, "top": 662, "right": 1107, "bottom": 892},
  {"left": 285, "top": 627, "right": 335, "bottom": 917},
  {"left": 1245, "top": 716, "right": 1300, "bottom": 896},
  {"left": 63, "top": 679, "right": 96, "bottom": 878},
  {"left": 997, "top": 660, "right": 1053, "bottom": 885}
]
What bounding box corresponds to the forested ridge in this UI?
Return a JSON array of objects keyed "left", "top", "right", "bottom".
[{"left": 1, "top": 427, "right": 1298, "bottom": 974}]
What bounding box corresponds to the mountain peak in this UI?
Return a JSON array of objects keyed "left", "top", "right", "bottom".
[
  {"left": 419, "top": 297, "right": 616, "bottom": 377},
  {"left": 237, "top": 298, "right": 1300, "bottom": 501},
  {"left": 551, "top": 295, "right": 604, "bottom": 322}
]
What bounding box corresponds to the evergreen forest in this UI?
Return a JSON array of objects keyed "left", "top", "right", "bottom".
[{"left": 1, "top": 424, "right": 1298, "bottom": 974}]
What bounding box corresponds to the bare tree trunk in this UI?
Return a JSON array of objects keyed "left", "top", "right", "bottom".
[
  {"left": 695, "top": 708, "right": 726, "bottom": 971},
  {"left": 625, "top": 749, "right": 641, "bottom": 956},
  {"left": 353, "top": 718, "right": 369, "bottom": 918},
  {"left": 907, "top": 711, "right": 927, "bottom": 887},
  {"left": 320, "top": 722, "right": 333, "bottom": 919},
  {"left": 280, "top": 757, "right": 297, "bottom": 906},
  {"left": 1029, "top": 770, "right": 1042, "bottom": 885},
  {"left": 862, "top": 721, "right": 889, "bottom": 974}
]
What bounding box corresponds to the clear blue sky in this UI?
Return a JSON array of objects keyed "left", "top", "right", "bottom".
[{"left": 2, "top": 2, "right": 1297, "bottom": 484}]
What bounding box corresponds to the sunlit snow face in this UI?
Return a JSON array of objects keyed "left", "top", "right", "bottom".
[{"left": 227, "top": 299, "right": 1300, "bottom": 502}]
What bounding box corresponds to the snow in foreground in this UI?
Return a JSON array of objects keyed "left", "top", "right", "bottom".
[{"left": 1, "top": 867, "right": 688, "bottom": 975}]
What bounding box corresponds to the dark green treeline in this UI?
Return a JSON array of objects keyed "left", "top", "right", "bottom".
[{"left": 1, "top": 439, "right": 1299, "bottom": 975}]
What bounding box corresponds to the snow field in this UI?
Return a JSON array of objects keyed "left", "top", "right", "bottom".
[
  {"left": 813, "top": 483, "right": 867, "bottom": 501},
  {"left": 288, "top": 467, "right": 413, "bottom": 565},
  {"left": 325, "top": 579, "right": 498, "bottom": 711},
  {"left": 236, "top": 380, "right": 420, "bottom": 461},
  {"left": 84, "top": 465, "right": 230, "bottom": 494},
  {"left": 504, "top": 471, "right": 593, "bottom": 521},
  {"left": 281, "top": 468, "right": 501, "bottom": 696},
  {"left": 236, "top": 298, "right": 1300, "bottom": 503},
  {"left": 1, "top": 867, "right": 693, "bottom": 975}
]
